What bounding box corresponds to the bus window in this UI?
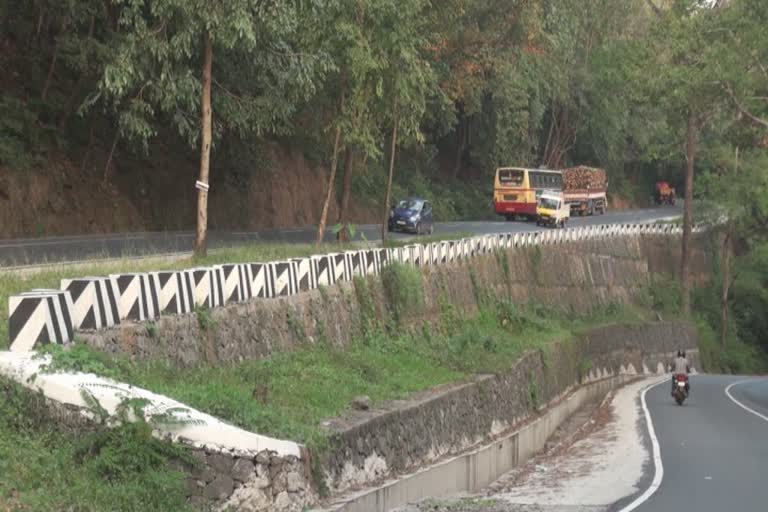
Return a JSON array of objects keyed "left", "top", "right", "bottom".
[{"left": 498, "top": 169, "right": 524, "bottom": 186}]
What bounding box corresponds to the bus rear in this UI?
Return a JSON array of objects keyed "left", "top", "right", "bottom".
[
  {"left": 494, "top": 167, "right": 562, "bottom": 220},
  {"left": 493, "top": 167, "right": 534, "bottom": 220}
]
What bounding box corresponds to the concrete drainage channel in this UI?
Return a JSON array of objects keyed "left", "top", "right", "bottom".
[{"left": 315, "top": 374, "right": 635, "bottom": 512}]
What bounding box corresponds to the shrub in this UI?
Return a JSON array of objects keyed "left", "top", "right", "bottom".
[{"left": 381, "top": 262, "right": 424, "bottom": 323}]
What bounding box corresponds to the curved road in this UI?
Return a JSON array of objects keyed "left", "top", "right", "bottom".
[
  {"left": 0, "top": 205, "right": 681, "bottom": 267},
  {"left": 633, "top": 375, "right": 768, "bottom": 512}
]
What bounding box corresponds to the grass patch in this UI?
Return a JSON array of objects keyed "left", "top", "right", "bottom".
[
  {"left": 38, "top": 301, "right": 647, "bottom": 445},
  {"left": 381, "top": 262, "right": 424, "bottom": 324},
  {"left": 0, "top": 376, "right": 191, "bottom": 512}
]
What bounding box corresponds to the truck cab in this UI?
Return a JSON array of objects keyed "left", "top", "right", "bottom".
[{"left": 536, "top": 192, "right": 570, "bottom": 228}]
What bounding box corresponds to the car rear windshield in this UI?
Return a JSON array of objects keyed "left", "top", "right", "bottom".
[{"left": 398, "top": 199, "right": 424, "bottom": 210}]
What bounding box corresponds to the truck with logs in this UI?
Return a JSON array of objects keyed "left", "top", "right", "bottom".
[{"left": 560, "top": 165, "right": 608, "bottom": 216}]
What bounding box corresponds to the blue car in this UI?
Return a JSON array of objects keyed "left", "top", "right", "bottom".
[{"left": 388, "top": 198, "right": 434, "bottom": 235}]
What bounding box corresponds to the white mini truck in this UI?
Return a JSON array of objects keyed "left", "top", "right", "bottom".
[{"left": 536, "top": 192, "right": 570, "bottom": 228}]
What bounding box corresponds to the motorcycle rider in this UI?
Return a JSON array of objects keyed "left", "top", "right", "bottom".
[{"left": 671, "top": 350, "right": 691, "bottom": 395}]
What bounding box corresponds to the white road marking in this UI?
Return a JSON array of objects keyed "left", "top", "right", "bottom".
[
  {"left": 725, "top": 380, "right": 768, "bottom": 423},
  {"left": 616, "top": 379, "right": 666, "bottom": 512}
]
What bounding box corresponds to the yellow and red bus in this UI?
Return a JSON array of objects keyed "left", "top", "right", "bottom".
[{"left": 493, "top": 167, "right": 563, "bottom": 220}]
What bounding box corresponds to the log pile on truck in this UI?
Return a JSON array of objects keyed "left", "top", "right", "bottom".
[
  {"left": 562, "top": 166, "right": 607, "bottom": 190},
  {"left": 560, "top": 165, "right": 608, "bottom": 216}
]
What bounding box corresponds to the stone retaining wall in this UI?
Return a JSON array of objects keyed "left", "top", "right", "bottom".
[
  {"left": 318, "top": 321, "right": 699, "bottom": 494},
  {"left": 181, "top": 448, "right": 312, "bottom": 511},
  {"left": 80, "top": 234, "right": 711, "bottom": 367}
]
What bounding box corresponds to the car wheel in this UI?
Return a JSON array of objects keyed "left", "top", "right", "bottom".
[{"left": 416, "top": 222, "right": 422, "bottom": 235}]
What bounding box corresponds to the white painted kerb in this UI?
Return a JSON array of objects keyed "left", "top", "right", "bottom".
[{"left": 0, "top": 350, "right": 301, "bottom": 458}]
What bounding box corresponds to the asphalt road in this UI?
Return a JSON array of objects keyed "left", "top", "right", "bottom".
[
  {"left": 633, "top": 375, "right": 768, "bottom": 512},
  {"left": 0, "top": 205, "right": 681, "bottom": 267}
]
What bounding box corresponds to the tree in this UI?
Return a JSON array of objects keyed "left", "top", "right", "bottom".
[
  {"left": 634, "top": 1, "right": 728, "bottom": 315},
  {"left": 424, "top": 0, "right": 548, "bottom": 177},
  {"left": 89, "top": 0, "right": 325, "bottom": 256},
  {"left": 313, "top": 0, "right": 388, "bottom": 245},
  {"left": 377, "top": 0, "right": 434, "bottom": 240}
]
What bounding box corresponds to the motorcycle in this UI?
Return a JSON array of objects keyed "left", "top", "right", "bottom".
[{"left": 673, "top": 374, "right": 689, "bottom": 405}]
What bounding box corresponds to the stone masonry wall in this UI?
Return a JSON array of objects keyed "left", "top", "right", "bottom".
[
  {"left": 318, "top": 321, "right": 699, "bottom": 494},
  {"left": 79, "top": 234, "right": 712, "bottom": 367},
  {"left": 179, "top": 448, "right": 312, "bottom": 512}
]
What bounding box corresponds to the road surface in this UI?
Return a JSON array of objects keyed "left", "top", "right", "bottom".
[
  {"left": 0, "top": 205, "right": 681, "bottom": 267},
  {"left": 632, "top": 375, "right": 768, "bottom": 512},
  {"left": 400, "top": 374, "right": 768, "bottom": 512}
]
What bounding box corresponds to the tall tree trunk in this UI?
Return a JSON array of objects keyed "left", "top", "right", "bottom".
[
  {"left": 336, "top": 148, "right": 355, "bottom": 242},
  {"left": 453, "top": 114, "right": 464, "bottom": 178},
  {"left": 194, "top": 32, "right": 213, "bottom": 258},
  {"left": 382, "top": 112, "right": 399, "bottom": 241},
  {"left": 720, "top": 224, "right": 732, "bottom": 346},
  {"left": 41, "top": 38, "right": 60, "bottom": 102},
  {"left": 680, "top": 112, "right": 696, "bottom": 316},
  {"left": 316, "top": 91, "right": 345, "bottom": 246},
  {"left": 103, "top": 130, "right": 119, "bottom": 184},
  {"left": 721, "top": 146, "right": 739, "bottom": 346}
]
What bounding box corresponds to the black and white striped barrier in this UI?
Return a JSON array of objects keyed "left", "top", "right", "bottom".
[
  {"left": 8, "top": 289, "right": 74, "bottom": 352},
  {"left": 312, "top": 255, "right": 336, "bottom": 287},
  {"left": 362, "top": 250, "right": 380, "bottom": 275},
  {"left": 346, "top": 251, "right": 365, "bottom": 277},
  {"left": 217, "top": 265, "right": 251, "bottom": 304},
  {"left": 154, "top": 271, "right": 196, "bottom": 315},
  {"left": 246, "top": 263, "right": 275, "bottom": 299},
  {"left": 292, "top": 258, "right": 318, "bottom": 292},
  {"left": 111, "top": 273, "right": 160, "bottom": 321},
  {"left": 188, "top": 268, "right": 225, "bottom": 309},
  {"left": 377, "top": 248, "right": 391, "bottom": 270},
  {"left": 330, "top": 253, "right": 351, "bottom": 282},
  {"left": 270, "top": 261, "right": 299, "bottom": 297},
  {"left": 61, "top": 277, "right": 121, "bottom": 330}
]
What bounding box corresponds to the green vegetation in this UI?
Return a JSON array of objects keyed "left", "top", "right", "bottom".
[
  {"left": 692, "top": 241, "right": 768, "bottom": 374},
  {"left": 35, "top": 299, "right": 648, "bottom": 445},
  {"left": 194, "top": 306, "right": 215, "bottom": 332},
  {"left": 637, "top": 266, "right": 768, "bottom": 374},
  {"left": 0, "top": 376, "right": 191, "bottom": 512},
  {"left": 380, "top": 262, "right": 424, "bottom": 325},
  {"left": 528, "top": 373, "right": 540, "bottom": 409}
]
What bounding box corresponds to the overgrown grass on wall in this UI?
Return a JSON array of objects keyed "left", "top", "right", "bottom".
[
  {"left": 37, "top": 297, "right": 649, "bottom": 446},
  {"left": 0, "top": 376, "right": 191, "bottom": 512}
]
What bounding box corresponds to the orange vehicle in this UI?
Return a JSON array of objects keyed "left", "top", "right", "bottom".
[
  {"left": 654, "top": 181, "right": 676, "bottom": 205},
  {"left": 493, "top": 167, "right": 562, "bottom": 221}
]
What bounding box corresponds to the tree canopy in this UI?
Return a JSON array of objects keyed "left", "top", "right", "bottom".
[{"left": 1, "top": 0, "right": 767, "bottom": 352}]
